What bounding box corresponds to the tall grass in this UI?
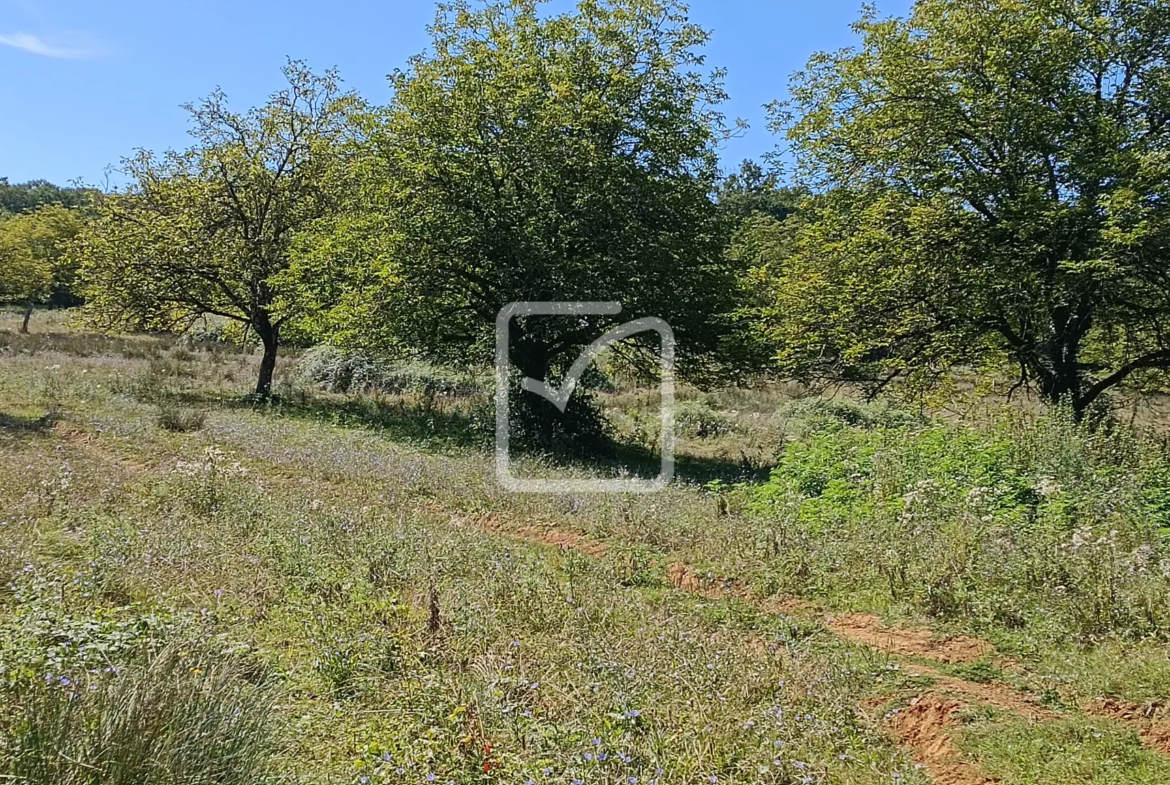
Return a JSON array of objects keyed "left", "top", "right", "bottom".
[{"left": 0, "top": 645, "right": 277, "bottom": 785}]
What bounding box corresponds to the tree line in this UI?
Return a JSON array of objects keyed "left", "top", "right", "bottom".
[
  {"left": 6, "top": 0, "right": 1170, "bottom": 424},
  {"left": 0, "top": 179, "right": 91, "bottom": 332}
]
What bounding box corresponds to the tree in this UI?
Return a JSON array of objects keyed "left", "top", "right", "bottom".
[
  {"left": 716, "top": 160, "right": 807, "bottom": 224},
  {"left": 767, "top": 0, "right": 1170, "bottom": 417},
  {"left": 74, "top": 61, "right": 363, "bottom": 397},
  {"left": 0, "top": 205, "right": 84, "bottom": 332},
  {"left": 292, "top": 0, "right": 739, "bottom": 419},
  {"left": 0, "top": 179, "right": 91, "bottom": 218}
]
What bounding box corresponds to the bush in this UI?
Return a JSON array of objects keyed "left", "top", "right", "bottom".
[
  {"left": 674, "top": 399, "right": 737, "bottom": 439},
  {"left": 295, "top": 345, "right": 484, "bottom": 397},
  {"left": 0, "top": 644, "right": 277, "bottom": 785},
  {"left": 741, "top": 410, "right": 1170, "bottom": 643},
  {"left": 776, "top": 397, "right": 924, "bottom": 433}
]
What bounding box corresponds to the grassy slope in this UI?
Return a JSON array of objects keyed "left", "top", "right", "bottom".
[{"left": 1, "top": 311, "right": 1169, "bottom": 784}]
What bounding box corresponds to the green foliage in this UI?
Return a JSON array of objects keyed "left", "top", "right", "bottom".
[
  {"left": 742, "top": 408, "right": 1170, "bottom": 641},
  {"left": 73, "top": 61, "right": 365, "bottom": 396},
  {"left": 716, "top": 160, "right": 807, "bottom": 224},
  {"left": 766, "top": 0, "right": 1170, "bottom": 416},
  {"left": 674, "top": 399, "right": 737, "bottom": 438},
  {"left": 295, "top": 345, "right": 485, "bottom": 397},
  {"left": 0, "top": 204, "right": 84, "bottom": 314},
  {"left": 291, "top": 0, "right": 740, "bottom": 388},
  {"left": 0, "top": 178, "right": 91, "bottom": 217}
]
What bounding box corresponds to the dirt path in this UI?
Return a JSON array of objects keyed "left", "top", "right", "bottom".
[
  {"left": 890, "top": 694, "right": 999, "bottom": 785},
  {"left": 827, "top": 613, "right": 995, "bottom": 665}
]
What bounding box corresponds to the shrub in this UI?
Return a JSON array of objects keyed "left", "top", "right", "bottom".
[
  {"left": 776, "top": 397, "right": 924, "bottom": 434},
  {"left": 674, "top": 399, "right": 737, "bottom": 439},
  {"left": 741, "top": 410, "right": 1170, "bottom": 642}
]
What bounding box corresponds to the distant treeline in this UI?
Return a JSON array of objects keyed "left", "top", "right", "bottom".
[{"left": 0, "top": 178, "right": 93, "bottom": 217}]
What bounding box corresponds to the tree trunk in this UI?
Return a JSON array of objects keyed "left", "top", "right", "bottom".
[
  {"left": 19, "top": 302, "right": 32, "bottom": 334},
  {"left": 254, "top": 320, "right": 280, "bottom": 398}
]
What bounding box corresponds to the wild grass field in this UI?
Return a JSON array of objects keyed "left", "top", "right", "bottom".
[{"left": 3, "top": 310, "right": 1170, "bottom": 785}]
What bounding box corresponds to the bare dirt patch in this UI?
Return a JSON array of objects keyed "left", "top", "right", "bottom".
[
  {"left": 829, "top": 613, "right": 995, "bottom": 664},
  {"left": 451, "top": 510, "right": 610, "bottom": 558},
  {"left": 888, "top": 693, "right": 998, "bottom": 785},
  {"left": 925, "top": 669, "right": 1059, "bottom": 720}
]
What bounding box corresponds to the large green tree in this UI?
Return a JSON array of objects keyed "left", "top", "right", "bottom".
[
  {"left": 716, "top": 160, "right": 806, "bottom": 224},
  {"left": 764, "top": 0, "right": 1170, "bottom": 417},
  {"left": 293, "top": 0, "right": 738, "bottom": 398},
  {"left": 0, "top": 204, "right": 84, "bottom": 332},
  {"left": 74, "top": 62, "right": 363, "bottom": 396}
]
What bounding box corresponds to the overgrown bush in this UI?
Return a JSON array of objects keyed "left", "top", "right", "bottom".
[
  {"left": 675, "top": 399, "right": 737, "bottom": 439},
  {"left": 741, "top": 407, "right": 1170, "bottom": 643},
  {"left": 774, "top": 397, "right": 924, "bottom": 434}
]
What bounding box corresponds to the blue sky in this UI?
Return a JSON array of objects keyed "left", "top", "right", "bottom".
[{"left": 0, "top": 0, "right": 912, "bottom": 187}]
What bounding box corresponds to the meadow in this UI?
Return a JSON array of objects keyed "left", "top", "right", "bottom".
[{"left": 2, "top": 310, "right": 1170, "bottom": 785}]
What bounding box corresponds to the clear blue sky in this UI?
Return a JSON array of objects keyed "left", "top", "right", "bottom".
[{"left": 0, "top": 0, "right": 911, "bottom": 187}]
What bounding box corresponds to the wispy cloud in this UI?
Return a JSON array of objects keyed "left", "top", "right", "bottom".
[{"left": 0, "top": 31, "right": 104, "bottom": 59}]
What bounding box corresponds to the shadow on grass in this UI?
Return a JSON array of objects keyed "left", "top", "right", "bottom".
[
  {"left": 182, "top": 391, "right": 770, "bottom": 486},
  {"left": 186, "top": 391, "right": 489, "bottom": 451},
  {"left": 0, "top": 410, "right": 57, "bottom": 436}
]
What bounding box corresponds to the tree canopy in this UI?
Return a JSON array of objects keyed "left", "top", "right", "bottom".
[
  {"left": 716, "top": 160, "right": 806, "bottom": 224},
  {"left": 0, "top": 178, "right": 91, "bottom": 218},
  {"left": 292, "top": 0, "right": 740, "bottom": 393},
  {"left": 0, "top": 204, "right": 84, "bottom": 332},
  {"left": 761, "top": 0, "right": 1170, "bottom": 416},
  {"left": 73, "top": 61, "right": 364, "bottom": 396}
]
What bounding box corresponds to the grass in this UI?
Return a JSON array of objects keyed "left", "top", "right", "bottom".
[
  {"left": 3, "top": 308, "right": 1170, "bottom": 783},
  {"left": 2, "top": 644, "right": 277, "bottom": 785}
]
